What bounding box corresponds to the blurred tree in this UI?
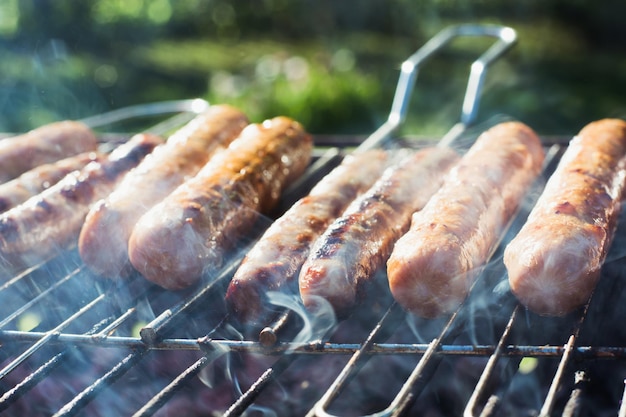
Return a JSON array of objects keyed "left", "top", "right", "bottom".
[{"left": 0, "top": 0, "right": 624, "bottom": 134}]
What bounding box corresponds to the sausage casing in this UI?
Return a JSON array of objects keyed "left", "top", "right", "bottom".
[
  {"left": 0, "top": 133, "right": 163, "bottom": 268},
  {"left": 504, "top": 119, "right": 626, "bottom": 316},
  {"left": 300, "top": 146, "right": 460, "bottom": 318},
  {"left": 78, "top": 105, "right": 248, "bottom": 278},
  {"left": 128, "top": 117, "right": 312, "bottom": 290},
  {"left": 387, "top": 122, "right": 545, "bottom": 318},
  {"left": 0, "top": 121, "right": 98, "bottom": 183},
  {"left": 225, "top": 149, "right": 389, "bottom": 325},
  {"left": 0, "top": 151, "right": 103, "bottom": 214}
]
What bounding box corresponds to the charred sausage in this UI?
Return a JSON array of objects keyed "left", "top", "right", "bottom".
[
  {"left": 504, "top": 119, "right": 626, "bottom": 316},
  {"left": 0, "top": 121, "right": 98, "bottom": 183},
  {"left": 300, "top": 147, "right": 460, "bottom": 318},
  {"left": 0, "top": 133, "right": 163, "bottom": 269},
  {"left": 78, "top": 105, "right": 248, "bottom": 278},
  {"left": 0, "top": 151, "right": 103, "bottom": 214},
  {"left": 225, "top": 149, "right": 390, "bottom": 326},
  {"left": 128, "top": 117, "right": 312, "bottom": 290},
  {"left": 387, "top": 122, "right": 545, "bottom": 318}
]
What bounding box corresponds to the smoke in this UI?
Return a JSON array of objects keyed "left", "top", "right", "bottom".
[
  {"left": 265, "top": 291, "right": 337, "bottom": 347},
  {"left": 197, "top": 340, "right": 233, "bottom": 391},
  {"left": 0, "top": 38, "right": 108, "bottom": 132}
]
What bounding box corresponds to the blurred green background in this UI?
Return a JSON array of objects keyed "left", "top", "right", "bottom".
[{"left": 0, "top": 0, "right": 625, "bottom": 138}]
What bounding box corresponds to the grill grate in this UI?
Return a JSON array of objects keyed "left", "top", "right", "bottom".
[{"left": 1, "top": 24, "right": 626, "bottom": 416}]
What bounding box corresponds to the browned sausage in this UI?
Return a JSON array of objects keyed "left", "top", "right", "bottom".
[
  {"left": 0, "top": 133, "right": 163, "bottom": 269},
  {"left": 0, "top": 151, "right": 103, "bottom": 214},
  {"left": 128, "top": 117, "right": 312, "bottom": 290},
  {"left": 300, "top": 146, "right": 460, "bottom": 318},
  {"left": 387, "top": 122, "right": 545, "bottom": 318},
  {"left": 504, "top": 119, "right": 626, "bottom": 316},
  {"left": 0, "top": 121, "right": 98, "bottom": 183},
  {"left": 225, "top": 149, "right": 390, "bottom": 326},
  {"left": 78, "top": 105, "right": 249, "bottom": 278}
]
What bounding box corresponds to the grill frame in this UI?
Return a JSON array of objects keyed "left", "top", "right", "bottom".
[{"left": 1, "top": 24, "right": 626, "bottom": 417}]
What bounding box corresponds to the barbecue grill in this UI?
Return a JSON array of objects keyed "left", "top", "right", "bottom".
[{"left": 1, "top": 24, "right": 626, "bottom": 417}]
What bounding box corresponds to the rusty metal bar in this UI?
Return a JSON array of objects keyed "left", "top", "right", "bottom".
[{"left": 4, "top": 328, "right": 626, "bottom": 359}]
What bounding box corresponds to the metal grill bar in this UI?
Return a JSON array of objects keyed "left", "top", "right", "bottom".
[
  {"left": 222, "top": 354, "right": 298, "bottom": 417},
  {"left": 619, "top": 380, "right": 626, "bottom": 417},
  {"left": 0, "top": 318, "right": 112, "bottom": 412},
  {"left": 463, "top": 305, "right": 522, "bottom": 417},
  {"left": 306, "top": 303, "right": 408, "bottom": 417},
  {"left": 53, "top": 350, "right": 149, "bottom": 417},
  {"left": 132, "top": 355, "right": 212, "bottom": 417},
  {"left": 538, "top": 300, "right": 590, "bottom": 417},
  {"left": 0, "top": 290, "right": 105, "bottom": 380},
  {"left": 0, "top": 266, "right": 82, "bottom": 329},
  {"left": 540, "top": 335, "right": 577, "bottom": 416},
  {"left": 4, "top": 330, "right": 626, "bottom": 358}
]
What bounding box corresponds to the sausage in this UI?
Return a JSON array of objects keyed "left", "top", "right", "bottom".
[
  {"left": 128, "top": 117, "right": 312, "bottom": 290},
  {"left": 225, "top": 149, "right": 390, "bottom": 326},
  {"left": 299, "top": 147, "right": 460, "bottom": 318},
  {"left": 504, "top": 119, "right": 626, "bottom": 316},
  {"left": 0, "top": 133, "right": 163, "bottom": 269},
  {"left": 0, "top": 121, "right": 98, "bottom": 183},
  {"left": 0, "top": 151, "right": 103, "bottom": 214},
  {"left": 387, "top": 122, "right": 545, "bottom": 318},
  {"left": 78, "top": 105, "right": 249, "bottom": 278}
]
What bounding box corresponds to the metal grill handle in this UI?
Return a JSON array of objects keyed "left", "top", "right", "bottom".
[
  {"left": 357, "top": 23, "right": 517, "bottom": 152},
  {"left": 78, "top": 98, "right": 210, "bottom": 136},
  {"left": 78, "top": 98, "right": 209, "bottom": 128}
]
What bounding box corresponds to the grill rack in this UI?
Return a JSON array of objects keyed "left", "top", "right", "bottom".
[{"left": 1, "top": 24, "right": 626, "bottom": 416}]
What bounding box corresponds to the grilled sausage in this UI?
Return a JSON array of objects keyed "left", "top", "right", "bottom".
[
  {"left": 128, "top": 117, "right": 312, "bottom": 290},
  {"left": 0, "top": 151, "right": 103, "bottom": 214},
  {"left": 0, "top": 121, "right": 98, "bottom": 183},
  {"left": 78, "top": 105, "right": 249, "bottom": 278},
  {"left": 225, "top": 149, "right": 390, "bottom": 325},
  {"left": 0, "top": 133, "right": 163, "bottom": 269},
  {"left": 300, "top": 146, "right": 460, "bottom": 318},
  {"left": 387, "top": 122, "right": 545, "bottom": 318},
  {"left": 504, "top": 119, "right": 626, "bottom": 316}
]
